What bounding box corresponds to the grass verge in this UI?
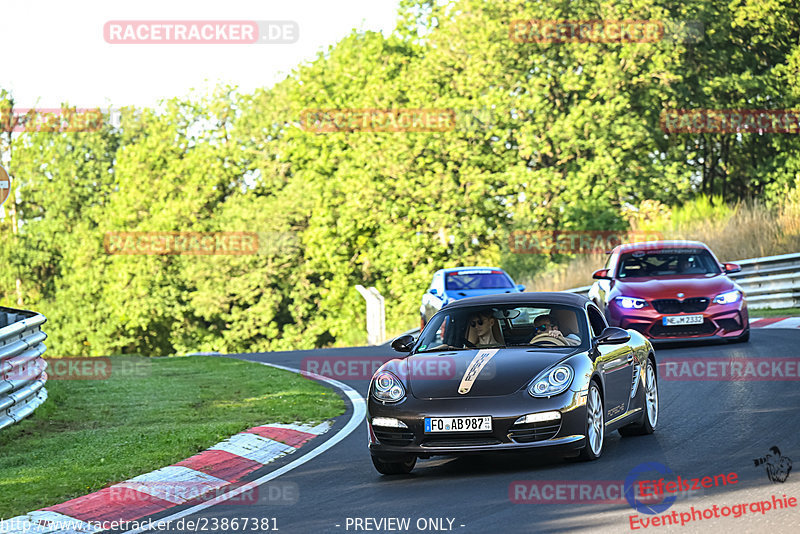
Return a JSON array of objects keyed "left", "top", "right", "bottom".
[
  {"left": 750, "top": 307, "right": 800, "bottom": 318},
  {"left": 0, "top": 355, "right": 344, "bottom": 518}
]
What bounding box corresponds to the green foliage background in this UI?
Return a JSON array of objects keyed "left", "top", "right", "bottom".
[{"left": 1, "top": 0, "right": 799, "bottom": 355}]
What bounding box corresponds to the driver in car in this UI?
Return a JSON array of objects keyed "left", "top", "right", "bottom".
[
  {"left": 530, "top": 314, "right": 580, "bottom": 346},
  {"left": 465, "top": 311, "right": 502, "bottom": 347}
]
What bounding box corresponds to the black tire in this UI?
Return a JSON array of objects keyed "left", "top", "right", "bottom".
[
  {"left": 578, "top": 381, "right": 604, "bottom": 461},
  {"left": 736, "top": 328, "right": 750, "bottom": 343},
  {"left": 619, "top": 358, "right": 658, "bottom": 437},
  {"left": 371, "top": 455, "right": 416, "bottom": 475}
]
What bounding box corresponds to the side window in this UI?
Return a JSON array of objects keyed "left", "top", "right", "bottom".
[{"left": 587, "top": 306, "right": 607, "bottom": 337}]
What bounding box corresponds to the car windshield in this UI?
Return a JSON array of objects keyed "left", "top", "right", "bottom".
[
  {"left": 445, "top": 270, "right": 513, "bottom": 290},
  {"left": 416, "top": 304, "right": 588, "bottom": 352},
  {"left": 617, "top": 248, "right": 721, "bottom": 278}
]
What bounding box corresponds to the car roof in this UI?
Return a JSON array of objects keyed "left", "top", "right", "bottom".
[
  {"left": 614, "top": 240, "right": 710, "bottom": 253},
  {"left": 437, "top": 266, "right": 507, "bottom": 274},
  {"left": 443, "top": 291, "right": 590, "bottom": 309}
]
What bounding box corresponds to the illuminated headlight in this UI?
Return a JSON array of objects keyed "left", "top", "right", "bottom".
[
  {"left": 615, "top": 296, "right": 648, "bottom": 309},
  {"left": 514, "top": 411, "right": 562, "bottom": 425},
  {"left": 713, "top": 290, "right": 742, "bottom": 305},
  {"left": 371, "top": 417, "right": 408, "bottom": 428},
  {"left": 371, "top": 371, "right": 406, "bottom": 403},
  {"left": 528, "top": 365, "right": 574, "bottom": 397}
]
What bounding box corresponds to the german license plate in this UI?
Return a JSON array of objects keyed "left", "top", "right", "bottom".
[
  {"left": 424, "top": 416, "right": 492, "bottom": 433},
  {"left": 663, "top": 314, "right": 703, "bottom": 326}
]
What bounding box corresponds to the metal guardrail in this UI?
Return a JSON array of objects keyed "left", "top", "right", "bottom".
[
  {"left": 0, "top": 306, "right": 48, "bottom": 430},
  {"left": 563, "top": 252, "right": 800, "bottom": 310}
]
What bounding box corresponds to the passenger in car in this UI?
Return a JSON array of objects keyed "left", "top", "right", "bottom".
[
  {"left": 531, "top": 314, "right": 581, "bottom": 346},
  {"left": 465, "top": 311, "right": 503, "bottom": 347}
]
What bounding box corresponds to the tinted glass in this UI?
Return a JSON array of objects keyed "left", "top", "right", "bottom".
[
  {"left": 416, "top": 304, "right": 588, "bottom": 352},
  {"left": 445, "top": 270, "right": 513, "bottom": 290},
  {"left": 617, "top": 249, "right": 721, "bottom": 278}
]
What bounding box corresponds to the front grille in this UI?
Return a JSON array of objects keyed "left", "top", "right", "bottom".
[
  {"left": 421, "top": 437, "right": 501, "bottom": 448},
  {"left": 649, "top": 320, "right": 716, "bottom": 337},
  {"left": 652, "top": 297, "right": 709, "bottom": 314},
  {"left": 374, "top": 429, "right": 415, "bottom": 446},
  {"left": 716, "top": 318, "right": 741, "bottom": 331},
  {"left": 508, "top": 420, "right": 561, "bottom": 443}
]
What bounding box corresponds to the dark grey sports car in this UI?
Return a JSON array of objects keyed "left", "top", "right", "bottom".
[{"left": 367, "top": 292, "right": 659, "bottom": 474}]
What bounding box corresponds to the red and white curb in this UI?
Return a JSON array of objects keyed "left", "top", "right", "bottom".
[
  {"left": 1, "top": 360, "right": 368, "bottom": 534},
  {"left": 749, "top": 317, "right": 800, "bottom": 329},
  {"left": 0, "top": 421, "right": 331, "bottom": 533}
]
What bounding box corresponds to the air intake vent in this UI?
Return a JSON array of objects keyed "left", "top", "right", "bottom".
[{"left": 630, "top": 364, "right": 641, "bottom": 399}]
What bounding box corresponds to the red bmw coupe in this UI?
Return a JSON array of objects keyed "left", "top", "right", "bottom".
[{"left": 588, "top": 241, "right": 749, "bottom": 343}]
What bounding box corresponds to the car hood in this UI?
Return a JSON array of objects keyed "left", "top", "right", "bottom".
[
  {"left": 616, "top": 274, "right": 736, "bottom": 299},
  {"left": 406, "top": 348, "right": 574, "bottom": 399}
]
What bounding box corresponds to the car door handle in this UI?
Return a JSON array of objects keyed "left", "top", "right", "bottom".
[{"left": 627, "top": 353, "right": 634, "bottom": 364}]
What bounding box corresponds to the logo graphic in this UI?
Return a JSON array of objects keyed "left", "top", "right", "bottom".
[
  {"left": 677, "top": 293, "right": 685, "bottom": 298},
  {"left": 458, "top": 349, "right": 498, "bottom": 394},
  {"left": 624, "top": 462, "right": 677, "bottom": 515},
  {"left": 753, "top": 446, "right": 792, "bottom": 483}
]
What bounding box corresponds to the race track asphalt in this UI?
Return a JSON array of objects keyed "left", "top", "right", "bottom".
[{"left": 122, "top": 329, "right": 800, "bottom": 534}]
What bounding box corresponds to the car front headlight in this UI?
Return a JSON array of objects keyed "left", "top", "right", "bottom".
[
  {"left": 371, "top": 371, "right": 406, "bottom": 403},
  {"left": 615, "top": 296, "right": 648, "bottom": 309},
  {"left": 713, "top": 290, "right": 742, "bottom": 304},
  {"left": 528, "top": 365, "right": 574, "bottom": 398}
]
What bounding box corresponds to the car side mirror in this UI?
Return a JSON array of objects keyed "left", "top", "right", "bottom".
[
  {"left": 429, "top": 288, "right": 438, "bottom": 296},
  {"left": 592, "top": 269, "right": 611, "bottom": 280},
  {"left": 391, "top": 334, "right": 415, "bottom": 353},
  {"left": 516, "top": 284, "right": 526, "bottom": 292},
  {"left": 724, "top": 263, "right": 741, "bottom": 274},
  {"left": 594, "top": 326, "right": 630, "bottom": 345}
]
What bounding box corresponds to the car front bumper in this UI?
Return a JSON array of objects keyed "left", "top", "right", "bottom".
[
  {"left": 367, "top": 388, "right": 588, "bottom": 459},
  {"left": 607, "top": 299, "right": 748, "bottom": 341}
]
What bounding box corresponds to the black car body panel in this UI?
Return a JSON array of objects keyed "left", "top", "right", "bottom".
[{"left": 368, "top": 293, "right": 657, "bottom": 465}]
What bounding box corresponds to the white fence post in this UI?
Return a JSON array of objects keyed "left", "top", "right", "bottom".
[{"left": 355, "top": 285, "right": 386, "bottom": 345}]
